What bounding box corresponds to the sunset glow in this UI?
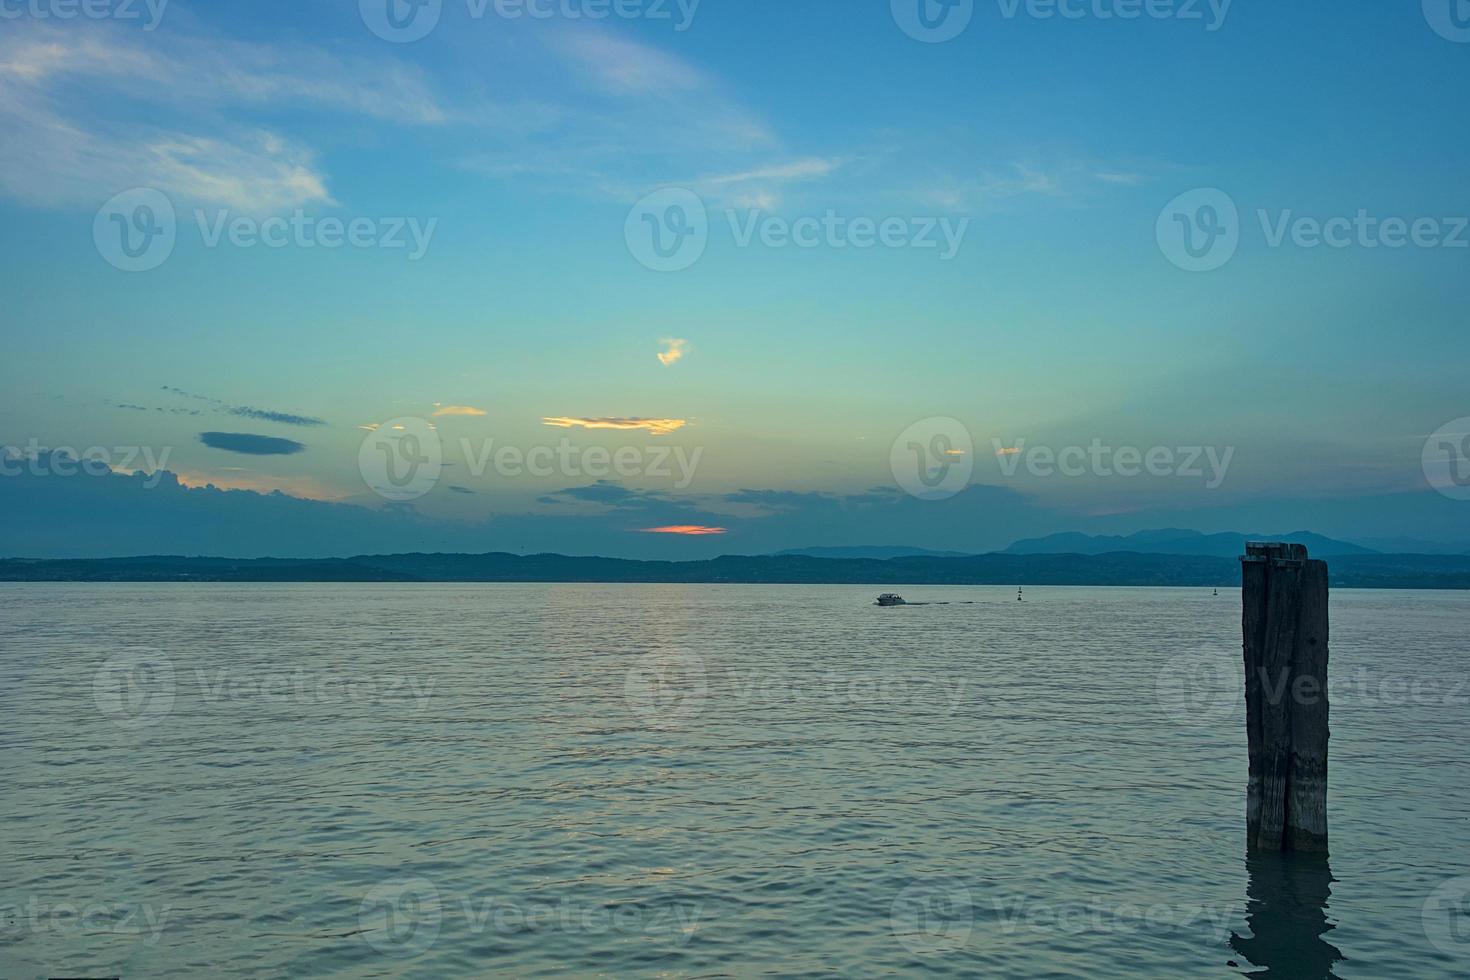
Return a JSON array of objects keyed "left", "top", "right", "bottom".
[
  {"left": 640, "top": 525, "right": 728, "bottom": 536},
  {"left": 544, "top": 417, "right": 688, "bottom": 436}
]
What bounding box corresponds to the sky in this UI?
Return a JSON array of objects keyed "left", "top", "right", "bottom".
[{"left": 3, "top": 0, "right": 1470, "bottom": 557}]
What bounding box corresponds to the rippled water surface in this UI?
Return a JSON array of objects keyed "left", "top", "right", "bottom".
[{"left": 2, "top": 583, "right": 1468, "bottom": 978}]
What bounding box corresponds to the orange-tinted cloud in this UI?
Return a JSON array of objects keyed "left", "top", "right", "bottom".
[
  {"left": 639, "top": 525, "right": 728, "bottom": 535},
  {"left": 996, "top": 447, "right": 1022, "bottom": 456},
  {"left": 543, "top": 416, "right": 687, "bottom": 435},
  {"left": 433, "top": 405, "right": 488, "bottom": 417},
  {"left": 173, "top": 470, "right": 350, "bottom": 502},
  {"left": 657, "top": 338, "right": 688, "bottom": 366}
]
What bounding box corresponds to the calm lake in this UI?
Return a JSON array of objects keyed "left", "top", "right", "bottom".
[{"left": 1, "top": 583, "right": 1467, "bottom": 978}]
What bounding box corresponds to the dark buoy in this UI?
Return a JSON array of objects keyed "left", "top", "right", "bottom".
[{"left": 1017, "top": 587, "right": 1023, "bottom": 602}]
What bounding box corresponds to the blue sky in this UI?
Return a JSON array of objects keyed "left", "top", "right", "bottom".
[{"left": 3, "top": 0, "right": 1470, "bottom": 556}]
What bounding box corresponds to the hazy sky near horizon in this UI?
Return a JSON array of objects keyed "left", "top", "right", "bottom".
[{"left": 3, "top": 0, "right": 1469, "bottom": 552}]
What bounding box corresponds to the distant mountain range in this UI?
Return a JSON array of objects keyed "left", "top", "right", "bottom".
[
  {"left": 774, "top": 546, "right": 974, "bottom": 560},
  {"left": 1001, "top": 528, "right": 1378, "bottom": 557},
  {"left": 1353, "top": 537, "right": 1470, "bottom": 556},
  {"left": 5, "top": 550, "right": 1470, "bottom": 589},
  {"left": 776, "top": 529, "right": 1388, "bottom": 561}
]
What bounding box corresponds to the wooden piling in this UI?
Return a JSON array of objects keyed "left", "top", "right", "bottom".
[{"left": 1241, "top": 542, "right": 1329, "bottom": 853}]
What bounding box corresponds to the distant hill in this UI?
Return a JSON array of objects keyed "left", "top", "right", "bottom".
[
  {"left": 1354, "top": 536, "right": 1470, "bottom": 556},
  {"left": 4, "top": 550, "right": 1469, "bottom": 589},
  {"left": 774, "top": 546, "right": 974, "bottom": 560},
  {"left": 1003, "top": 529, "right": 1377, "bottom": 558}
]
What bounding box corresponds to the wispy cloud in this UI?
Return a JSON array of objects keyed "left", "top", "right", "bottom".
[
  {"left": 143, "top": 134, "right": 331, "bottom": 213},
  {"left": 0, "top": 22, "right": 443, "bottom": 210},
  {"left": 162, "top": 387, "right": 325, "bottom": 427},
  {"left": 553, "top": 32, "right": 704, "bottom": 96},
  {"left": 656, "top": 338, "right": 688, "bottom": 367},
  {"left": 922, "top": 162, "right": 1063, "bottom": 210},
  {"left": 688, "top": 156, "right": 842, "bottom": 209},
  {"left": 540, "top": 481, "right": 668, "bottom": 507},
  {"left": 639, "top": 525, "right": 727, "bottom": 535},
  {"left": 461, "top": 26, "right": 793, "bottom": 204},
  {"left": 543, "top": 417, "right": 687, "bottom": 435},
  {"left": 5, "top": 18, "right": 804, "bottom": 219},
  {"left": 701, "top": 158, "right": 839, "bottom": 185},
  {"left": 228, "top": 406, "right": 327, "bottom": 427},
  {"left": 0, "top": 24, "right": 445, "bottom": 122},
  {"left": 432, "top": 405, "right": 489, "bottom": 417},
  {"left": 108, "top": 398, "right": 201, "bottom": 417},
  {"left": 982, "top": 163, "right": 1061, "bottom": 197},
  {"left": 919, "top": 160, "right": 1156, "bottom": 210}
]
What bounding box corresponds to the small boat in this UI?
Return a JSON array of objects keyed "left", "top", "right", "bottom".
[{"left": 875, "top": 593, "right": 907, "bottom": 606}]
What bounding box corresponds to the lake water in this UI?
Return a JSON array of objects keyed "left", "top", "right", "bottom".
[{"left": 1, "top": 583, "right": 1467, "bottom": 978}]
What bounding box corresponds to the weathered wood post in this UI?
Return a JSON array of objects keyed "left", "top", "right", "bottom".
[{"left": 1241, "top": 542, "right": 1329, "bottom": 853}]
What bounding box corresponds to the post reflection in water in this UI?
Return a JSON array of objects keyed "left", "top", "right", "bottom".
[{"left": 1229, "top": 850, "right": 1346, "bottom": 979}]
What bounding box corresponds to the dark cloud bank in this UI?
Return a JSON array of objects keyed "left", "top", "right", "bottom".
[{"left": 3, "top": 463, "right": 1469, "bottom": 559}]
